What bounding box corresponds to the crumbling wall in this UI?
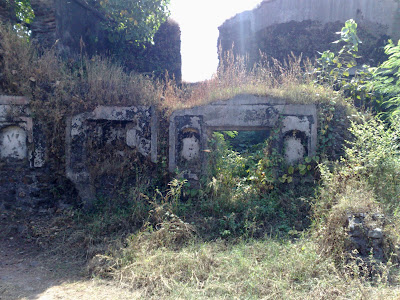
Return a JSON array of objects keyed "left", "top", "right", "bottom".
[
  {"left": 53, "top": 0, "right": 107, "bottom": 58},
  {"left": 125, "top": 19, "right": 182, "bottom": 83},
  {"left": 1, "top": 94, "right": 318, "bottom": 208},
  {"left": 0, "top": 0, "right": 17, "bottom": 24},
  {"left": 169, "top": 94, "right": 317, "bottom": 181},
  {"left": 0, "top": 95, "right": 74, "bottom": 210},
  {"left": 346, "top": 212, "right": 386, "bottom": 262},
  {"left": 0, "top": 95, "right": 159, "bottom": 210},
  {"left": 30, "top": 0, "right": 56, "bottom": 49},
  {"left": 218, "top": 0, "right": 400, "bottom": 66},
  {"left": 66, "top": 106, "right": 158, "bottom": 207},
  {"left": 55, "top": 1, "right": 181, "bottom": 81},
  {"left": 0, "top": 0, "right": 182, "bottom": 82}
]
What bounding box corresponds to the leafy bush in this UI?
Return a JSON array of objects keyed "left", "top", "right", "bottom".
[
  {"left": 345, "top": 117, "right": 400, "bottom": 208},
  {"left": 314, "top": 116, "right": 400, "bottom": 264},
  {"left": 182, "top": 131, "right": 315, "bottom": 239},
  {"left": 315, "top": 19, "right": 361, "bottom": 88},
  {"left": 314, "top": 19, "right": 377, "bottom": 110},
  {"left": 314, "top": 19, "right": 400, "bottom": 119},
  {"left": 369, "top": 39, "right": 400, "bottom": 119}
]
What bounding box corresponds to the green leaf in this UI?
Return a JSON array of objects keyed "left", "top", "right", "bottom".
[{"left": 288, "top": 166, "right": 294, "bottom": 174}]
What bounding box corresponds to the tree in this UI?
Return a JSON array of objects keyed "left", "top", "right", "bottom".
[
  {"left": 14, "top": 0, "right": 34, "bottom": 24},
  {"left": 0, "top": 0, "right": 34, "bottom": 36},
  {"left": 93, "top": 0, "right": 170, "bottom": 46},
  {"left": 315, "top": 19, "right": 400, "bottom": 119}
]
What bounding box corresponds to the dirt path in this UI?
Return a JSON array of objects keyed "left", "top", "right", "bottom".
[{"left": 0, "top": 213, "right": 139, "bottom": 300}]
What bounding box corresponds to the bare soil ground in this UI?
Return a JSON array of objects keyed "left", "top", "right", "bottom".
[{"left": 0, "top": 210, "right": 138, "bottom": 300}]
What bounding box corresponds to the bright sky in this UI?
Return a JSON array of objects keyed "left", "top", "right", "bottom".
[{"left": 170, "top": 0, "right": 263, "bottom": 83}]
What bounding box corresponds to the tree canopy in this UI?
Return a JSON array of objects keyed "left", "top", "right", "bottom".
[
  {"left": 14, "top": 0, "right": 34, "bottom": 24},
  {"left": 95, "top": 0, "right": 170, "bottom": 46}
]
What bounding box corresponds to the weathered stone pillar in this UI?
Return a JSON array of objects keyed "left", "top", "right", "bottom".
[{"left": 30, "top": 0, "right": 57, "bottom": 48}]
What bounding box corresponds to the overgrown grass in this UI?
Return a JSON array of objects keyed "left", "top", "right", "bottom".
[
  {"left": 0, "top": 24, "right": 161, "bottom": 108},
  {"left": 161, "top": 51, "right": 345, "bottom": 115},
  {"left": 314, "top": 116, "right": 400, "bottom": 264},
  {"left": 90, "top": 236, "right": 400, "bottom": 299},
  {"left": 80, "top": 41, "right": 400, "bottom": 300},
  {"left": 174, "top": 131, "right": 314, "bottom": 239},
  {"left": 0, "top": 23, "right": 162, "bottom": 171},
  {"left": 3, "top": 20, "right": 400, "bottom": 299}
]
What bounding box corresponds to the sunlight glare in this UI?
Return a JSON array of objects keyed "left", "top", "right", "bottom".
[{"left": 170, "top": 0, "right": 263, "bottom": 82}]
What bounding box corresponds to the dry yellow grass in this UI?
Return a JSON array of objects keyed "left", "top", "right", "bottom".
[
  {"left": 161, "top": 52, "right": 343, "bottom": 116},
  {"left": 90, "top": 236, "right": 400, "bottom": 299}
]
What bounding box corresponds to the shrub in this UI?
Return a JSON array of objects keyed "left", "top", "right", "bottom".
[
  {"left": 314, "top": 116, "right": 400, "bottom": 267},
  {"left": 369, "top": 39, "right": 400, "bottom": 119}
]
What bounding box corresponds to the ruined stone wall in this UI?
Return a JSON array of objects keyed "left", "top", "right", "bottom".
[
  {"left": 0, "top": 95, "right": 159, "bottom": 210},
  {"left": 0, "top": 0, "right": 181, "bottom": 82},
  {"left": 218, "top": 0, "right": 400, "bottom": 66},
  {"left": 54, "top": 0, "right": 181, "bottom": 81},
  {"left": 0, "top": 96, "right": 77, "bottom": 211},
  {"left": 54, "top": 0, "right": 106, "bottom": 58},
  {"left": 125, "top": 19, "right": 182, "bottom": 83},
  {"left": 1, "top": 93, "right": 319, "bottom": 209},
  {"left": 30, "top": 0, "right": 56, "bottom": 49},
  {"left": 0, "top": 0, "right": 17, "bottom": 24},
  {"left": 169, "top": 94, "right": 318, "bottom": 181},
  {"left": 66, "top": 106, "right": 158, "bottom": 207}
]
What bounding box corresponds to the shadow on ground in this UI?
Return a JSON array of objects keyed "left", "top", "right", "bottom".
[{"left": 0, "top": 210, "right": 138, "bottom": 300}]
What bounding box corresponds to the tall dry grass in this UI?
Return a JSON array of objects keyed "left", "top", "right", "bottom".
[
  {"left": 161, "top": 49, "right": 341, "bottom": 115},
  {"left": 90, "top": 236, "right": 400, "bottom": 299},
  {"left": 0, "top": 22, "right": 346, "bottom": 119},
  {"left": 0, "top": 23, "right": 161, "bottom": 109}
]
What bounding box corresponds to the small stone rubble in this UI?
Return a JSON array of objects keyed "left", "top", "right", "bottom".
[{"left": 346, "top": 212, "right": 387, "bottom": 264}]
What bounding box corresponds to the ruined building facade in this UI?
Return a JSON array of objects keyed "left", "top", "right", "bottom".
[
  {"left": 0, "top": 0, "right": 182, "bottom": 82},
  {"left": 218, "top": 0, "right": 400, "bottom": 66}
]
